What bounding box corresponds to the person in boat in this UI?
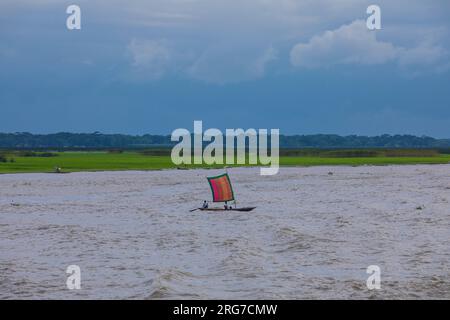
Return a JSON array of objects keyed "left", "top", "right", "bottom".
[
  {"left": 202, "top": 200, "right": 208, "bottom": 209},
  {"left": 224, "top": 201, "right": 228, "bottom": 210}
]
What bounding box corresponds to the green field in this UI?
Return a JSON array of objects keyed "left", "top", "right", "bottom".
[{"left": 1, "top": 151, "right": 449, "bottom": 174}]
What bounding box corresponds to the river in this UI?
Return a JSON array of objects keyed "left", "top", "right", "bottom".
[{"left": 1, "top": 165, "right": 449, "bottom": 299}]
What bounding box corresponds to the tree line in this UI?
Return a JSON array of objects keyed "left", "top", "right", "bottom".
[{"left": 1, "top": 132, "right": 449, "bottom": 149}]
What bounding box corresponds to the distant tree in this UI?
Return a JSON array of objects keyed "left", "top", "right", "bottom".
[{"left": 1, "top": 132, "right": 449, "bottom": 149}]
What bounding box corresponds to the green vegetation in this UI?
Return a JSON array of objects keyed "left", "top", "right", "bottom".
[
  {"left": 0, "top": 152, "right": 174, "bottom": 174},
  {"left": 279, "top": 148, "right": 442, "bottom": 157},
  {"left": 2, "top": 133, "right": 450, "bottom": 174},
  {"left": 280, "top": 156, "right": 450, "bottom": 167},
  {"left": 0, "top": 150, "right": 449, "bottom": 174},
  {"left": 2, "top": 132, "right": 450, "bottom": 149}
]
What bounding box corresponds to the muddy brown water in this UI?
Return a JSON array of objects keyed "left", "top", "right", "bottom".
[{"left": 1, "top": 165, "right": 449, "bottom": 299}]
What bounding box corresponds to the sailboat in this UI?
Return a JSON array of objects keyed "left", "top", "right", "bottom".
[{"left": 193, "top": 173, "right": 256, "bottom": 212}]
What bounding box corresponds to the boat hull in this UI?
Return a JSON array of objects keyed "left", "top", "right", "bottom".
[{"left": 198, "top": 207, "right": 256, "bottom": 212}]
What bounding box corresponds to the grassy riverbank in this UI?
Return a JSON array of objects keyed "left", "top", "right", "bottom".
[{"left": 1, "top": 150, "right": 449, "bottom": 174}]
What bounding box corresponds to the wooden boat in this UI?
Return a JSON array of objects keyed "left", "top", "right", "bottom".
[
  {"left": 52, "top": 167, "right": 70, "bottom": 174},
  {"left": 191, "top": 173, "right": 256, "bottom": 212},
  {"left": 197, "top": 207, "right": 256, "bottom": 212}
]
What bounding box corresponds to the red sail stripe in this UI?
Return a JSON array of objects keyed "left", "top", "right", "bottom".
[{"left": 207, "top": 174, "right": 235, "bottom": 202}]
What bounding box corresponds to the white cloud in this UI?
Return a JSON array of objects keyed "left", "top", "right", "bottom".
[
  {"left": 291, "top": 20, "right": 397, "bottom": 67},
  {"left": 397, "top": 43, "right": 447, "bottom": 67},
  {"left": 8, "top": 0, "right": 446, "bottom": 82},
  {"left": 127, "top": 39, "right": 172, "bottom": 78},
  {"left": 290, "top": 20, "right": 449, "bottom": 72},
  {"left": 125, "top": 38, "right": 276, "bottom": 83},
  {"left": 187, "top": 45, "right": 277, "bottom": 84},
  {"left": 252, "top": 47, "right": 278, "bottom": 77}
]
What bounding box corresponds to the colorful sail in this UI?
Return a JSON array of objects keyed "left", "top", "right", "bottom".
[{"left": 207, "top": 173, "right": 235, "bottom": 202}]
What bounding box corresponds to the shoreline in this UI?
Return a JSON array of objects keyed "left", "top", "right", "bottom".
[
  {"left": 2, "top": 151, "right": 449, "bottom": 175},
  {"left": 1, "top": 162, "right": 449, "bottom": 176}
]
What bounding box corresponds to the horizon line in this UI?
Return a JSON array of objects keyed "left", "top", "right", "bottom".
[{"left": 1, "top": 131, "right": 449, "bottom": 140}]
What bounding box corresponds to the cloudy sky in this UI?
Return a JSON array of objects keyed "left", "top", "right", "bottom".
[{"left": 1, "top": 0, "right": 450, "bottom": 136}]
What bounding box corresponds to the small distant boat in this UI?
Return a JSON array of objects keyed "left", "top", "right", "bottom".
[
  {"left": 191, "top": 173, "right": 256, "bottom": 212},
  {"left": 198, "top": 207, "right": 256, "bottom": 212},
  {"left": 52, "top": 167, "right": 70, "bottom": 174}
]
